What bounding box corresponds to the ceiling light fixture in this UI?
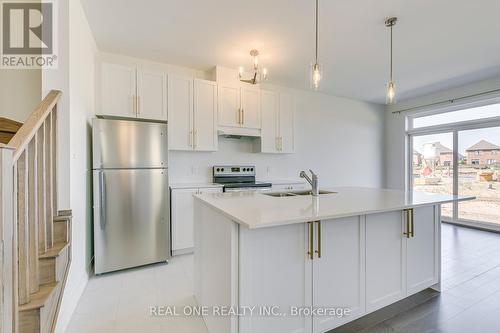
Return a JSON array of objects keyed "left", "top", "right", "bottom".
[
  {"left": 239, "top": 49, "right": 268, "bottom": 84},
  {"left": 310, "top": 0, "right": 322, "bottom": 90},
  {"left": 385, "top": 17, "right": 397, "bottom": 105}
]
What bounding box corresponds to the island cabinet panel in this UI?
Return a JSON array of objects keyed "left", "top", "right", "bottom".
[
  {"left": 406, "top": 205, "right": 439, "bottom": 295},
  {"left": 312, "top": 216, "right": 366, "bottom": 332},
  {"left": 365, "top": 211, "right": 406, "bottom": 313},
  {"left": 239, "top": 223, "right": 313, "bottom": 333},
  {"left": 194, "top": 202, "right": 239, "bottom": 333}
]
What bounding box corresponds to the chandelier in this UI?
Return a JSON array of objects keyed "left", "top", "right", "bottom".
[{"left": 239, "top": 49, "right": 268, "bottom": 84}]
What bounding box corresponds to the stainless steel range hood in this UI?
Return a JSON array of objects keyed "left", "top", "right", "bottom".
[{"left": 217, "top": 127, "right": 261, "bottom": 139}]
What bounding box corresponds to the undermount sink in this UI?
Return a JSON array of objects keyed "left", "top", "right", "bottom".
[{"left": 264, "top": 190, "right": 337, "bottom": 197}]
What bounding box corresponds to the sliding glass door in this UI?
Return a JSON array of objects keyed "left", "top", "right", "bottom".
[
  {"left": 458, "top": 127, "right": 500, "bottom": 225},
  {"left": 407, "top": 101, "right": 500, "bottom": 229},
  {"left": 411, "top": 133, "right": 454, "bottom": 219}
]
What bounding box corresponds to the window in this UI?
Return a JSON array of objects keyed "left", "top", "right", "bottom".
[
  {"left": 412, "top": 103, "right": 500, "bottom": 128},
  {"left": 408, "top": 101, "right": 500, "bottom": 229}
]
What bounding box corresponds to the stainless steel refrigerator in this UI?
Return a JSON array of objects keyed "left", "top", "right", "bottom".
[{"left": 92, "top": 118, "right": 170, "bottom": 274}]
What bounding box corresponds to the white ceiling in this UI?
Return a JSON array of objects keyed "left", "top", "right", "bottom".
[{"left": 81, "top": 0, "right": 500, "bottom": 104}]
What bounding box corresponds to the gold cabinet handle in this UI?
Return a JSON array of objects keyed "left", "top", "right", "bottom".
[
  {"left": 137, "top": 95, "right": 141, "bottom": 115},
  {"left": 193, "top": 130, "right": 197, "bottom": 149},
  {"left": 307, "top": 222, "right": 314, "bottom": 260},
  {"left": 242, "top": 108, "right": 244, "bottom": 125},
  {"left": 237, "top": 108, "right": 241, "bottom": 124},
  {"left": 315, "top": 221, "right": 321, "bottom": 258},
  {"left": 410, "top": 208, "right": 414, "bottom": 237},
  {"left": 403, "top": 209, "right": 413, "bottom": 238}
]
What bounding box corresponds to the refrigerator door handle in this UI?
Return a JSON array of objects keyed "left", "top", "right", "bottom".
[{"left": 99, "top": 171, "right": 107, "bottom": 230}]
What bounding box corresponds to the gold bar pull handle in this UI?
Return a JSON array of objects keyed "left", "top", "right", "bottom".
[
  {"left": 410, "top": 208, "right": 414, "bottom": 237},
  {"left": 403, "top": 209, "right": 411, "bottom": 238},
  {"left": 137, "top": 96, "right": 141, "bottom": 115},
  {"left": 241, "top": 108, "right": 245, "bottom": 125},
  {"left": 307, "top": 222, "right": 314, "bottom": 260},
  {"left": 315, "top": 221, "right": 321, "bottom": 258}
]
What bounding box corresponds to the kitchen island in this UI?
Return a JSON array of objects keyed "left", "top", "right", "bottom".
[{"left": 193, "top": 187, "right": 473, "bottom": 333}]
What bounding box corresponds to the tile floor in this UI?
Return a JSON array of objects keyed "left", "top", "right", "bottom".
[
  {"left": 66, "top": 223, "right": 500, "bottom": 333},
  {"left": 65, "top": 254, "right": 207, "bottom": 333}
]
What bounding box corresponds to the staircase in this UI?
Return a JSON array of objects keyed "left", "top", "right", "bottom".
[
  {"left": 0, "top": 117, "right": 23, "bottom": 144},
  {"left": 0, "top": 91, "right": 71, "bottom": 333}
]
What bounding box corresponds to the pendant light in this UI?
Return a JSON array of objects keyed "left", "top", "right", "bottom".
[
  {"left": 385, "top": 17, "right": 397, "bottom": 104},
  {"left": 311, "top": 0, "right": 322, "bottom": 90}
]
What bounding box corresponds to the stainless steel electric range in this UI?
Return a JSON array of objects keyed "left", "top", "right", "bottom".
[{"left": 213, "top": 165, "right": 272, "bottom": 192}]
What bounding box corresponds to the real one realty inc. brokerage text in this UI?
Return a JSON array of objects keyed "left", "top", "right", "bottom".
[{"left": 150, "top": 305, "right": 352, "bottom": 318}]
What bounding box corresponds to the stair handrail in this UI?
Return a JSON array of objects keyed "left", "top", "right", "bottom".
[
  {"left": 9, "top": 90, "right": 61, "bottom": 162},
  {"left": 0, "top": 89, "right": 62, "bottom": 332}
]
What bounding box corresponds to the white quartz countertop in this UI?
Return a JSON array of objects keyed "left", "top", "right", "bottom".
[{"left": 194, "top": 187, "right": 475, "bottom": 229}]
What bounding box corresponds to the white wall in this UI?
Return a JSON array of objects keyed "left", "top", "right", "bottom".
[
  {"left": 54, "top": 0, "right": 98, "bottom": 331},
  {"left": 42, "top": 0, "right": 70, "bottom": 209},
  {"left": 0, "top": 70, "right": 41, "bottom": 122},
  {"left": 384, "top": 76, "right": 500, "bottom": 190},
  {"left": 170, "top": 84, "right": 385, "bottom": 188}
]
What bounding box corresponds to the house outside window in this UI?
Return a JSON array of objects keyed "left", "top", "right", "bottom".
[{"left": 471, "top": 160, "right": 480, "bottom": 165}]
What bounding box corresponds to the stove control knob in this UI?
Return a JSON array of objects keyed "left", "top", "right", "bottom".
[
  {"left": 242, "top": 168, "right": 246, "bottom": 172},
  {"left": 221, "top": 168, "right": 225, "bottom": 172},
  {"left": 250, "top": 168, "right": 254, "bottom": 171},
  {"left": 216, "top": 168, "right": 220, "bottom": 172}
]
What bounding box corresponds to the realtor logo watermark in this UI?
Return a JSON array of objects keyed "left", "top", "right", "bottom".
[{"left": 1, "top": 0, "right": 57, "bottom": 68}]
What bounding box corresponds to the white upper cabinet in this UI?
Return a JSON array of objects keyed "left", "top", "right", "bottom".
[
  {"left": 193, "top": 79, "right": 218, "bottom": 151},
  {"left": 260, "top": 90, "right": 279, "bottom": 153},
  {"left": 218, "top": 84, "right": 240, "bottom": 127},
  {"left": 240, "top": 85, "right": 261, "bottom": 129},
  {"left": 136, "top": 69, "right": 167, "bottom": 120},
  {"left": 168, "top": 75, "right": 194, "bottom": 150},
  {"left": 168, "top": 77, "right": 218, "bottom": 151},
  {"left": 100, "top": 62, "right": 167, "bottom": 120},
  {"left": 279, "top": 92, "right": 295, "bottom": 153},
  {"left": 101, "top": 63, "right": 136, "bottom": 117},
  {"left": 260, "top": 90, "right": 295, "bottom": 153}
]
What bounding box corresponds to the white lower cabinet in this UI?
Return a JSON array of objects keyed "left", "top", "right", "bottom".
[
  {"left": 239, "top": 224, "right": 312, "bottom": 333},
  {"left": 312, "top": 217, "right": 365, "bottom": 332},
  {"left": 365, "top": 211, "right": 406, "bottom": 312},
  {"left": 171, "top": 187, "right": 222, "bottom": 254},
  {"left": 236, "top": 206, "right": 439, "bottom": 333},
  {"left": 407, "top": 206, "right": 439, "bottom": 295}
]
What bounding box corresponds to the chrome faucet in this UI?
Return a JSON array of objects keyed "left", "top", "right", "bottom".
[{"left": 300, "top": 169, "right": 319, "bottom": 196}]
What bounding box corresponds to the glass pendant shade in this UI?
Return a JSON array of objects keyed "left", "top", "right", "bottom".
[
  {"left": 311, "top": 62, "right": 322, "bottom": 90},
  {"left": 386, "top": 80, "right": 396, "bottom": 104}
]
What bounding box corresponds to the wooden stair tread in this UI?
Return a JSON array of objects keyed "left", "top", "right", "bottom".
[
  {"left": 53, "top": 214, "right": 72, "bottom": 222},
  {"left": 19, "top": 282, "right": 58, "bottom": 311},
  {"left": 39, "top": 242, "right": 68, "bottom": 259}
]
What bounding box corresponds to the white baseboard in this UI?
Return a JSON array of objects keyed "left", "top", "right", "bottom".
[
  {"left": 172, "top": 247, "right": 194, "bottom": 256},
  {"left": 53, "top": 271, "right": 89, "bottom": 333}
]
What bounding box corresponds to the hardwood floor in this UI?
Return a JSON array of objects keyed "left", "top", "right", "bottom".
[{"left": 330, "top": 223, "right": 500, "bottom": 333}]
